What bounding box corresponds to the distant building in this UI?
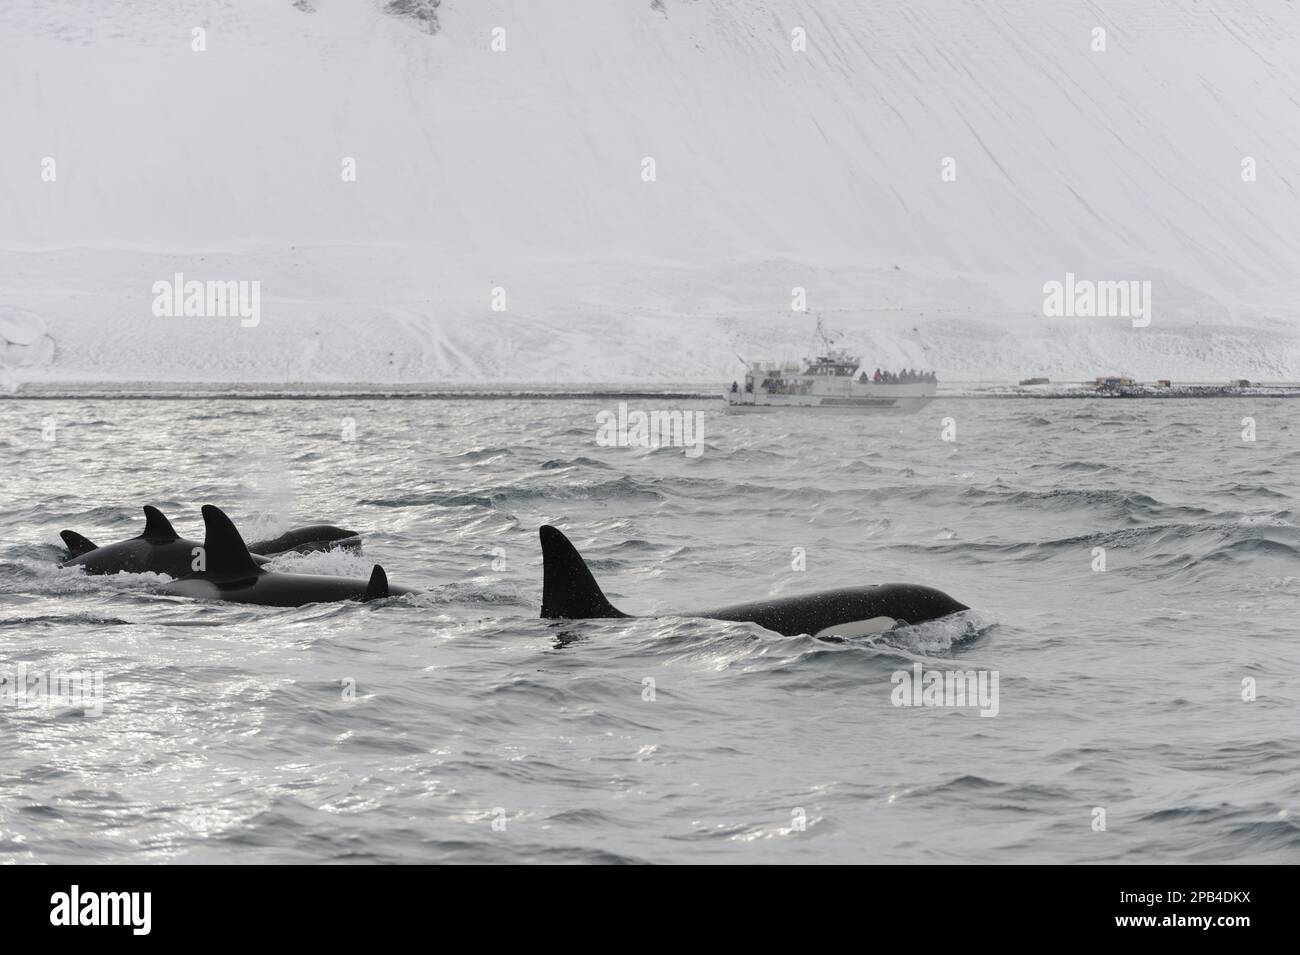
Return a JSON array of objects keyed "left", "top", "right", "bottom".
[
  {"left": 1095, "top": 376, "right": 1135, "bottom": 388},
  {"left": 1156, "top": 379, "right": 1171, "bottom": 387},
  {"left": 1019, "top": 377, "right": 1050, "bottom": 385}
]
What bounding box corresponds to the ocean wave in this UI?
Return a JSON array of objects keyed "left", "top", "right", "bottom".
[
  {"left": 961, "top": 485, "right": 1214, "bottom": 521},
  {"left": 910, "top": 775, "right": 1075, "bottom": 804},
  {"left": 539, "top": 456, "right": 612, "bottom": 470},
  {"left": 450, "top": 446, "right": 513, "bottom": 461},
  {"left": 361, "top": 476, "right": 662, "bottom": 510},
  {"left": 1032, "top": 460, "right": 1112, "bottom": 473},
  {"left": 533, "top": 609, "right": 993, "bottom": 680},
  {"left": 0, "top": 560, "right": 175, "bottom": 595},
  {"left": 0, "top": 613, "right": 134, "bottom": 628},
  {"left": 1189, "top": 537, "right": 1300, "bottom": 564}
]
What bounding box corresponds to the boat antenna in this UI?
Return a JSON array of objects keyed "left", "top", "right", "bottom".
[{"left": 815, "top": 316, "right": 836, "bottom": 352}]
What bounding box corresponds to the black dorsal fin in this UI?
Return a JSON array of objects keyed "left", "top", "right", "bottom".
[
  {"left": 60, "top": 530, "right": 98, "bottom": 558},
  {"left": 362, "top": 565, "right": 390, "bottom": 602},
  {"left": 539, "top": 525, "right": 628, "bottom": 619},
  {"left": 140, "top": 505, "right": 180, "bottom": 542},
  {"left": 198, "top": 505, "right": 263, "bottom": 579}
]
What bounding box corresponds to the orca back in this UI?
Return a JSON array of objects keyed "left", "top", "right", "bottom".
[
  {"left": 162, "top": 568, "right": 409, "bottom": 607},
  {"left": 247, "top": 524, "right": 362, "bottom": 557},
  {"left": 64, "top": 538, "right": 197, "bottom": 577},
  {"left": 62, "top": 506, "right": 190, "bottom": 576}
]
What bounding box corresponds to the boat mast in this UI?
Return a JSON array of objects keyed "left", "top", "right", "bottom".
[{"left": 814, "top": 316, "right": 834, "bottom": 354}]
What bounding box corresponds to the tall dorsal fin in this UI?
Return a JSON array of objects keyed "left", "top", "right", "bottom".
[
  {"left": 140, "top": 505, "right": 179, "bottom": 542},
  {"left": 60, "top": 530, "right": 98, "bottom": 558},
  {"left": 198, "top": 505, "right": 263, "bottom": 579},
  {"left": 362, "top": 565, "right": 390, "bottom": 602},
  {"left": 539, "top": 525, "right": 628, "bottom": 619}
]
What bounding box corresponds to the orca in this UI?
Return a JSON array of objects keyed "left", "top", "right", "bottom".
[
  {"left": 538, "top": 525, "right": 968, "bottom": 637},
  {"left": 60, "top": 509, "right": 362, "bottom": 575},
  {"left": 245, "top": 524, "right": 361, "bottom": 557},
  {"left": 61, "top": 505, "right": 270, "bottom": 578},
  {"left": 158, "top": 505, "right": 413, "bottom": 607}
]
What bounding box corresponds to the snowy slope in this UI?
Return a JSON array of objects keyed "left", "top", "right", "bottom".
[{"left": 2, "top": 0, "right": 1299, "bottom": 384}]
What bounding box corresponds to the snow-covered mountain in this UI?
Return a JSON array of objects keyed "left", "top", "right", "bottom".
[{"left": 2, "top": 0, "right": 1299, "bottom": 385}]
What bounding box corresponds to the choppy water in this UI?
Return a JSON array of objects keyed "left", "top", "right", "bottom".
[{"left": 1, "top": 397, "right": 1297, "bottom": 864}]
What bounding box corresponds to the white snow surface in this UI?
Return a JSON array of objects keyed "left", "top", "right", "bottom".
[{"left": 2, "top": 0, "right": 1299, "bottom": 385}]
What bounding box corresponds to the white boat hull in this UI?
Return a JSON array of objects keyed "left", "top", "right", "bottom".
[{"left": 724, "top": 387, "right": 935, "bottom": 414}]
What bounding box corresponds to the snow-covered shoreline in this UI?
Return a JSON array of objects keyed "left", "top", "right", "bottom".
[
  {"left": 5, "top": 245, "right": 1299, "bottom": 390},
  {"left": 6, "top": 379, "right": 1300, "bottom": 401}
]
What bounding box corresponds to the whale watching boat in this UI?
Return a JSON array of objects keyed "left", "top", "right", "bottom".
[{"left": 724, "top": 339, "right": 937, "bottom": 415}]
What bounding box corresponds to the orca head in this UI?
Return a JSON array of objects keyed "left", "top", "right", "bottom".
[
  {"left": 316, "top": 524, "right": 360, "bottom": 544},
  {"left": 824, "top": 584, "right": 969, "bottom": 635},
  {"left": 902, "top": 584, "right": 970, "bottom": 621},
  {"left": 539, "top": 525, "right": 629, "bottom": 620},
  {"left": 246, "top": 523, "right": 363, "bottom": 557}
]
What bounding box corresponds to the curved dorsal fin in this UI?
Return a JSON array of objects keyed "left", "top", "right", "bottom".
[
  {"left": 539, "top": 525, "right": 628, "bottom": 619},
  {"left": 60, "top": 530, "right": 98, "bottom": 558},
  {"left": 140, "top": 505, "right": 180, "bottom": 542},
  {"left": 362, "top": 564, "right": 390, "bottom": 602},
  {"left": 198, "top": 505, "right": 263, "bottom": 579}
]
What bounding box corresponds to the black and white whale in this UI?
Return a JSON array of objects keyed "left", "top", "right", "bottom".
[
  {"left": 61, "top": 506, "right": 271, "bottom": 578},
  {"left": 61, "top": 507, "right": 360, "bottom": 576},
  {"left": 158, "top": 505, "right": 412, "bottom": 607},
  {"left": 539, "top": 525, "right": 968, "bottom": 637},
  {"left": 244, "top": 524, "right": 361, "bottom": 557}
]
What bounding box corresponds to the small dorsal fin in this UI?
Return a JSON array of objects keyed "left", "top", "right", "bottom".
[
  {"left": 198, "top": 505, "right": 263, "bottom": 579},
  {"left": 60, "top": 530, "right": 98, "bottom": 558},
  {"left": 539, "top": 525, "right": 628, "bottom": 619},
  {"left": 140, "top": 505, "right": 180, "bottom": 542},
  {"left": 362, "top": 565, "right": 390, "bottom": 602}
]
